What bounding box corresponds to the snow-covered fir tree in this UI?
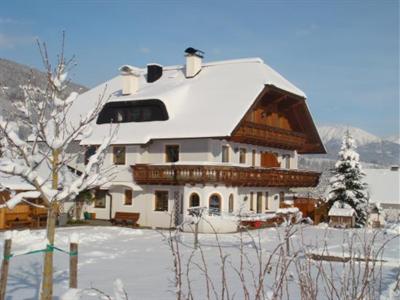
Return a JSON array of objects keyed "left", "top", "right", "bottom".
[{"left": 327, "top": 130, "right": 369, "bottom": 227}]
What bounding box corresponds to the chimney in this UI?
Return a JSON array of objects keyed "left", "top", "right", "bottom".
[
  {"left": 119, "top": 65, "right": 140, "bottom": 95},
  {"left": 147, "top": 64, "right": 163, "bottom": 83},
  {"left": 184, "top": 47, "right": 204, "bottom": 78}
]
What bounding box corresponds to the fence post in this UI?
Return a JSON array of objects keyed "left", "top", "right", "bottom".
[
  {"left": 0, "top": 238, "right": 12, "bottom": 300},
  {"left": 69, "top": 242, "right": 78, "bottom": 289}
]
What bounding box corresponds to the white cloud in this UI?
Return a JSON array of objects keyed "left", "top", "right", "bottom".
[
  {"left": 139, "top": 47, "right": 150, "bottom": 54},
  {"left": 0, "top": 33, "right": 36, "bottom": 49}
]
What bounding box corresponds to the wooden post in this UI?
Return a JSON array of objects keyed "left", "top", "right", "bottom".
[
  {"left": 69, "top": 242, "right": 78, "bottom": 288},
  {"left": 0, "top": 238, "right": 12, "bottom": 300}
]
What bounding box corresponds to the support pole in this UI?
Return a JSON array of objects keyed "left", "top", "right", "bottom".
[
  {"left": 69, "top": 242, "right": 78, "bottom": 289},
  {"left": 0, "top": 238, "right": 12, "bottom": 300}
]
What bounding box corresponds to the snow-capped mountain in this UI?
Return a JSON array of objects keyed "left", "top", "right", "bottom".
[
  {"left": 0, "top": 58, "right": 87, "bottom": 119},
  {"left": 299, "top": 125, "right": 400, "bottom": 170},
  {"left": 318, "top": 125, "right": 382, "bottom": 147}
]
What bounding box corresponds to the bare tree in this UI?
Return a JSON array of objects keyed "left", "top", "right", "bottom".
[{"left": 0, "top": 33, "right": 114, "bottom": 299}]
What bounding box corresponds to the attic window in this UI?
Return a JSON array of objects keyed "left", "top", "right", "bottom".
[{"left": 97, "top": 99, "right": 169, "bottom": 124}]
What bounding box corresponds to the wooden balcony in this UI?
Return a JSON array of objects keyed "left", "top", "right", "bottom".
[
  {"left": 231, "top": 121, "right": 307, "bottom": 150},
  {"left": 132, "top": 164, "right": 320, "bottom": 188}
]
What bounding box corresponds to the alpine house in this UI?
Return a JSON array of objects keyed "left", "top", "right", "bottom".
[{"left": 69, "top": 48, "right": 326, "bottom": 232}]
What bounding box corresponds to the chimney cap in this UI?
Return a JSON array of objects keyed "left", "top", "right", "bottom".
[
  {"left": 119, "top": 64, "right": 140, "bottom": 75},
  {"left": 185, "top": 47, "right": 204, "bottom": 58}
]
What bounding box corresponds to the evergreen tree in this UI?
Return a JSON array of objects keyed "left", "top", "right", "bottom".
[{"left": 327, "top": 130, "right": 369, "bottom": 227}]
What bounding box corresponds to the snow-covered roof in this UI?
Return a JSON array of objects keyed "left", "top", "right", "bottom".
[
  {"left": 364, "top": 168, "right": 400, "bottom": 206},
  {"left": 0, "top": 172, "right": 35, "bottom": 191},
  {"left": 69, "top": 57, "right": 307, "bottom": 145},
  {"left": 328, "top": 207, "right": 355, "bottom": 217}
]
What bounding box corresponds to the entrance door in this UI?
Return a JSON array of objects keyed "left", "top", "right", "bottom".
[
  {"left": 209, "top": 194, "right": 221, "bottom": 215},
  {"left": 256, "top": 192, "right": 263, "bottom": 213}
]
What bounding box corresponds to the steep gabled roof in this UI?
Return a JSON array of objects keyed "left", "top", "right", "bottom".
[{"left": 69, "top": 58, "right": 311, "bottom": 145}]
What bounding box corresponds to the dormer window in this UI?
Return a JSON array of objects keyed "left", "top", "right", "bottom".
[{"left": 97, "top": 99, "right": 169, "bottom": 124}]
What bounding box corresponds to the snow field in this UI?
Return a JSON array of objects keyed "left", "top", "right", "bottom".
[{"left": 0, "top": 225, "right": 398, "bottom": 299}]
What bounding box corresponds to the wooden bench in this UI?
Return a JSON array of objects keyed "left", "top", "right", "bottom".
[{"left": 111, "top": 212, "right": 140, "bottom": 227}]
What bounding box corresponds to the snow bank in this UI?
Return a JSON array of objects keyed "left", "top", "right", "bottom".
[
  {"left": 276, "top": 207, "right": 299, "bottom": 214},
  {"left": 6, "top": 230, "right": 48, "bottom": 256},
  {"left": 183, "top": 215, "right": 238, "bottom": 233},
  {"left": 61, "top": 288, "right": 82, "bottom": 300}
]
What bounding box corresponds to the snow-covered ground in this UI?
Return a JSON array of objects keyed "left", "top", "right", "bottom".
[{"left": 0, "top": 225, "right": 399, "bottom": 299}]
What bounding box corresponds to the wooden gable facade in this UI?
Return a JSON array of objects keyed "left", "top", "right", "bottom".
[{"left": 230, "top": 85, "right": 325, "bottom": 154}]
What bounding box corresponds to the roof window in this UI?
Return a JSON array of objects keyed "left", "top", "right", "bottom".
[{"left": 97, "top": 99, "right": 169, "bottom": 124}]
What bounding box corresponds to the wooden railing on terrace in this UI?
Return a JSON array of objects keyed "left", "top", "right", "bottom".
[
  {"left": 232, "top": 121, "right": 307, "bottom": 149},
  {"left": 132, "top": 164, "right": 320, "bottom": 187}
]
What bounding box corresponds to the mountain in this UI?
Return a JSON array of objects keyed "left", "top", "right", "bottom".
[
  {"left": 386, "top": 135, "right": 400, "bottom": 145},
  {"left": 0, "top": 58, "right": 87, "bottom": 118},
  {"left": 318, "top": 125, "right": 382, "bottom": 146},
  {"left": 299, "top": 125, "right": 400, "bottom": 170}
]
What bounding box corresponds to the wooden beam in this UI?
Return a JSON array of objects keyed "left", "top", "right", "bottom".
[{"left": 268, "top": 94, "right": 287, "bottom": 106}]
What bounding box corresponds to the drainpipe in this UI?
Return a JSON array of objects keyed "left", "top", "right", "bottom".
[{"left": 106, "top": 191, "right": 113, "bottom": 220}]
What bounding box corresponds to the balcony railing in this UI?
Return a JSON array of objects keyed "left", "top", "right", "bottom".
[
  {"left": 132, "top": 164, "right": 320, "bottom": 187},
  {"left": 232, "top": 121, "right": 307, "bottom": 149}
]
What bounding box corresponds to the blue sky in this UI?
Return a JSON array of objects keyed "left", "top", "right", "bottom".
[{"left": 0, "top": 0, "right": 398, "bottom": 137}]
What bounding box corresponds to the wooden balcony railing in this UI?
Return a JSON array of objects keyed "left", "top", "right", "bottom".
[
  {"left": 132, "top": 164, "right": 320, "bottom": 187},
  {"left": 232, "top": 121, "right": 308, "bottom": 150}
]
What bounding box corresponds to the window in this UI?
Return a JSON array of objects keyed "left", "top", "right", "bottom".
[
  {"left": 155, "top": 191, "right": 169, "bottom": 211},
  {"left": 113, "top": 146, "right": 126, "bottom": 165},
  {"left": 252, "top": 150, "right": 256, "bottom": 167},
  {"left": 165, "top": 145, "right": 179, "bottom": 163},
  {"left": 222, "top": 145, "right": 229, "bottom": 163},
  {"left": 250, "top": 192, "right": 254, "bottom": 211},
  {"left": 265, "top": 192, "right": 269, "bottom": 210},
  {"left": 228, "top": 194, "right": 234, "bottom": 213},
  {"left": 189, "top": 193, "right": 200, "bottom": 207},
  {"left": 124, "top": 189, "right": 132, "bottom": 205},
  {"left": 84, "top": 145, "right": 98, "bottom": 165},
  {"left": 279, "top": 192, "right": 285, "bottom": 208},
  {"left": 97, "top": 99, "right": 169, "bottom": 124},
  {"left": 283, "top": 155, "right": 291, "bottom": 169},
  {"left": 94, "top": 190, "right": 106, "bottom": 208},
  {"left": 209, "top": 193, "right": 221, "bottom": 215},
  {"left": 257, "top": 192, "right": 262, "bottom": 213},
  {"left": 239, "top": 148, "right": 246, "bottom": 164}
]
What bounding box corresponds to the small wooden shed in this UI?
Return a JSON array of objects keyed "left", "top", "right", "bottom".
[
  {"left": 0, "top": 190, "right": 47, "bottom": 230},
  {"left": 328, "top": 207, "right": 356, "bottom": 228}
]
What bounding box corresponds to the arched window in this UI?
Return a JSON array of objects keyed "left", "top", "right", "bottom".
[
  {"left": 209, "top": 193, "right": 221, "bottom": 215},
  {"left": 228, "top": 194, "right": 234, "bottom": 213},
  {"left": 189, "top": 193, "right": 200, "bottom": 207}
]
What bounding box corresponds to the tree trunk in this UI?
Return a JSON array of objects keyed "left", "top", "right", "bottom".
[
  {"left": 194, "top": 222, "right": 199, "bottom": 249},
  {"left": 40, "top": 202, "right": 58, "bottom": 300},
  {"left": 40, "top": 149, "right": 60, "bottom": 300}
]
